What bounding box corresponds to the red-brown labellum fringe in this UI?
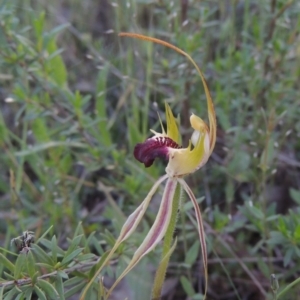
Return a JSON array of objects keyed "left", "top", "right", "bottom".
[{"left": 134, "top": 136, "right": 181, "bottom": 167}]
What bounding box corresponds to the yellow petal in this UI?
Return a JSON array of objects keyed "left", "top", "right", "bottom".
[{"left": 166, "top": 116, "right": 210, "bottom": 177}]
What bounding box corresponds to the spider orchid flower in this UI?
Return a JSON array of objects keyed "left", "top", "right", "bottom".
[
  {"left": 80, "top": 33, "right": 216, "bottom": 300},
  {"left": 105, "top": 33, "right": 216, "bottom": 298}
]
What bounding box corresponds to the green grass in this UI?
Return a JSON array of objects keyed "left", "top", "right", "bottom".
[{"left": 0, "top": 0, "right": 300, "bottom": 299}]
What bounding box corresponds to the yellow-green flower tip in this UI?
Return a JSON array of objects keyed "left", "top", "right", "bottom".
[{"left": 165, "top": 103, "right": 180, "bottom": 144}]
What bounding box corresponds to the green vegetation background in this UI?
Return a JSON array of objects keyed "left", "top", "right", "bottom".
[{"left": 0, "top": 0, "right": 299, "bottom": 299}]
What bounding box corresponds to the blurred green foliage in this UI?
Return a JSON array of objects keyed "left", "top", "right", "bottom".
[{"left": 0, "top": 0, "right": 300, "bottom": 299}]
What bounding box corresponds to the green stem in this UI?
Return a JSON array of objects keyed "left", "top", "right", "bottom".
[
  {"left": 151, "top": 183, "right": 181, "bottom": 299},
  {"left": 277, "top": 277, "right": 300, "bottom": 299}
]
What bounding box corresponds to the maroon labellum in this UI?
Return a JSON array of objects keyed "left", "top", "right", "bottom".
[{"left": 134, "top": 136, "right": 181, "bottom": 167}]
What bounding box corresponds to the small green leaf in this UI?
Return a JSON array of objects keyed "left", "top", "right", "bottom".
[
  {"left": 96, "top": 63, "right": 112, "bottom": 147},
  {"left": 40, "top": 239, "right": 64, "bottom": 256},
  {"left": 31, "top": 271, "right": 39, "bottom": 285},
  {"left": 35, "top": 226, "right": 53, "bottom": 244},
  {"left": 3, "top": 286, "right": 19, "bottom": 300},
  {"left": 54, "top": 274, "right": 65, "bottom": 300},
  {"left": 268, "top": 231, "right": 286, "bottom": 245},
  {"left": 51, "top": 236, "right": 58, "bottom": 264},
  {"left": 57, "top": 270, "right": 68, "bottom": 279},
  {"left": 14, "top": 253, "right": 26, "bottom": 279},
  {"left": 37, "top": 279, "right": 59, "bottom": 299},
  {"left": 3, "top": 271, "right": 15, "bottom": 280},
  {"left": 185, "top": 240, "right": 200, "bottom": 265},
  {"left": 34, "top": 285, "right": 47, "bottom": 300},
  {"left": 0, "top": 253, "right": 15, "bottom": 273},
  {"left": 180, "top": 275, "right": 195, "bottom": 297},
  {"left": 15, "top": 293, "right": 25, "bottom": 300},
  {"left": 68, "top": 234, "right": 83, "bottom": 250},
  {"left": 35, "top": 263, "right": 55, "bottom": 271},
  {"left": 31, "top": 244, "right": 53, "bottom": 265},
  {"left": 61, "top": 248, "right": 83, "bottom": 266},
  {"left": 248, "top": 205, "right": 264, "bottom": 220},
  {"left": 23, "top": 287, "right": 33, "bottom": 299},
  {"left": 284, "top": 248, "right": 294, "bottom": 267},
  {"left": 73, "top": 222, "right": 84, "bottom": 237},
  {"left": 31, "top": 118, "right": 49, "bottom": 142},
  {"left": 32, "top": 11, "right": 45, "bottom": 46},
  {"left": 88, "top": 234, "right": 104, "bottom": 256},
  {"left": 64, "top": 282, "right": 86, "bottom": 298},
  {"left": 26, "top": 250, "right": 36, "bottom": 278},
  {"left": 46, "top": 37, "right": 67, "bottom": 87},
  {"left": 76, "top": 253, "right": 96, "bottom": 262},
  {"left": 259, "top": 137, "right": 275, "bottom": 171},
  {"left": 64, "top": 276, "right": 83, "bottom": 287},
  {"left": 14, "top": 141, "right": 86, "bottom": 156}
]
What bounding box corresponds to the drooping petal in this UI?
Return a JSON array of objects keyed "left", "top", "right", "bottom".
[
  {"left": 134, "top": 136, "right": 181, "bottom": 168},
  {"left": 80, "top": 174, "right": 168, "bottom": 300},
  {"left": 166, "top": 116, "right": 210, "bottom": 177},
  {"left": 106, "top": 178, "right": 178, "bottom": 299},
  {"left": 117, "top": 174, "right": 169, "bottom": 242},
  {"left": 119, "top": 32, "right": 217, "bottom": 155},
  {"left": 178, "top": 178, "right": 208, "bottom": 297}
]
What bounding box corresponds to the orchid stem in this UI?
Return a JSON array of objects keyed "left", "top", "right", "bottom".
[{"left": 151, "top": 184, "right": 181, "bottom": 299}]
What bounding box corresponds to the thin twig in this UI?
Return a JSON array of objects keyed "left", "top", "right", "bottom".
[{"left": 0, "top": 257, "right": 99, "bottom": 289}]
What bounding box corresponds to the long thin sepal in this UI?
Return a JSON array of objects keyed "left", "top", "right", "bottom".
[
  {"left": 118, "top": 174, "right": 169, "bottom": 243},
  {"left": 105, "top": 178, "right": 178, "bottom": 299},
  {"left": 119, "top": 32, "right": 216, "bottom": 155},
  {"left": 152, "top": 184, "right": 181, "bottom": 299},
  {"left": 80, "top": 174, "right": 168, "bottom": 300},
  {"left": 178, "top": 178, "right": 208, "bottom": 298}
]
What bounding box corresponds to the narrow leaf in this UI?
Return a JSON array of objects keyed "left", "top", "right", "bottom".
[
  {"left": 180, "top": 275, "right": 196, "bottom": 297},
  {"left": 37, "top": 279, "right": 59, "bottom": 299},
  {"left": 64, "top": 282, "right": 86, "bottom": 298},
  {"left": 23, "top": 287, "right": 33, "bottom": 299},
  {"left": 26, "top": 250, "right": 36, "bottom": 279},
  {"left": 61, "top": 248, "right": 83, "bottom": 266},
  {"left": 54, "top": 275, "right": 65, "bottom": 300},
  {"left": 185, "top": 240, "right": 200, "bottom": 265},
  {"left": 31, "top": 244, "right": 53, "bottom": 265},
  {"left": 34, "top": 286, "right": 47, "bottom": 300},
  {"left": 3, "top": 287, "right": 19, "bottom": 300},
  {"left": 0, "top": 253, "right": 15, "bottom": 273},
  {"left": 14, "top": 141, "right": 86, "bottom": 156},
  {"left": 14, "top": 254, "right": 26, "bottom": 279},
  {"left": 35, "top": 226, "right": 53, "bottom": 244}
]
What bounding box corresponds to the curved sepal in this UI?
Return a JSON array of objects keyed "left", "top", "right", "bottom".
[
  {"left": 105, "top": 178, "right": 178, "bottom": 299},
  {"left": 178, "top": 178, "right": 208, "bottom": 298},
  {"left": 119, "top": 32, "right": 216, "bottom": 155}
]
